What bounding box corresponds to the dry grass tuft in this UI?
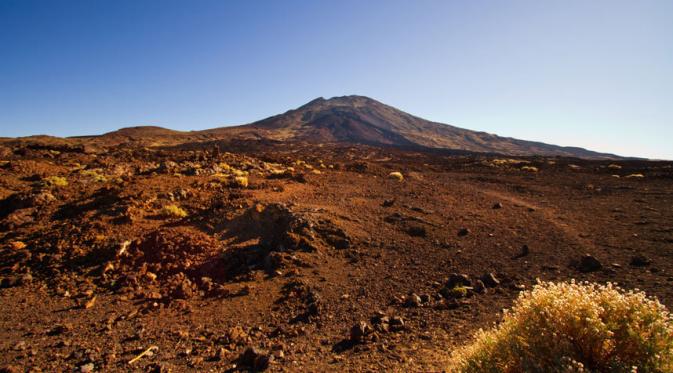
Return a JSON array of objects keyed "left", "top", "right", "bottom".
[
  {"left": 451, "top": 281, "right": 673, "bottom": 372},
  {"left": 160, "top": 204, "right": 188, "bottom": 218},
  {"left": 43, "top": 176, "right": 68, "bottom": 188},
  {"left": 80, "top": 169, "right": 107, "bottom": 182},
  {"left": 231, "top": 176, "right": 249, "bottom": 188},
  {"left": 520, "top": 166, "right": 539, "bottom": 173},
  {"left": 388, "top": 171, "right": 404, "bottom": 181}
]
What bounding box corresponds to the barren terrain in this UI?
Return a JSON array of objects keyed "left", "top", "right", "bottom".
[{"left": 1, "top": 137, "right": 672, "bottom": 372}]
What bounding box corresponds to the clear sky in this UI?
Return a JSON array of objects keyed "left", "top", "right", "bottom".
[{"left": 1, "top": 1, "right": 672, "bottom": 159}]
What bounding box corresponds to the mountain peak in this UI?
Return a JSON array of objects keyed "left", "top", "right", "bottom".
[
  {"left": 238, "top": 95, "right": 621, "bottom": 159},
  {"left": 300, "top": 95, "right": 380, "bottom": 109}
]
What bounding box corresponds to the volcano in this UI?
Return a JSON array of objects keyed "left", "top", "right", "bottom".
[{"left": 207, "top": 95, "right": 621, "bottom": 159}]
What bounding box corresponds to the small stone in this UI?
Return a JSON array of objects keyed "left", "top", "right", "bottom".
[
  {"left": 84, "top": 296, "right": 97, "bottom": 309},
  {"left": 457, "top": 228, "right": 470, "bottom": 237},
  {"left": 9, "top": 241, "right": 27, "bottom": 250},
  {"left": 481, "top": 273, "right": 500, "bottom": 287},
  {"left": 240, "top": 347, "right": 272, "bottom": 371},
  {"left": 79, "top": 363, "right": 94, "bottom": 373},
  {"left": 48, "top": 323, "right": 72, "bottom": 336},
  {"left": 146, "top": 363, "right": 172, "bottom": 373},
  {"left": 630, "top": 254, "right": 651, "bottom": 267},
  {"left": 404, "top": 293, "right": 422, "bottom": 307},
  {"left": 350, "top": 321, "right": 372, "bottom": 343},
  {"left": 102, "top": 262, "right": 114, "bottom": 274},
  {"left": 19, "top": 273, "right": 33, "bottom": 284},
  {"left": 473, "top": 280, "right": 486, "bottom": 294},
  {"left": 146, "top": 291, "right": 162, "bottom": 300},
  {"left": 214, "top": 347, "right": 228, "bottom": 361},
  {"left": 492, "top": 202, "right": 503, "bottom": 209},
  {"left": 579, "top": 254, "right": 602, "bottom": 273},
  {"left": 389, "top": 316, "right": 405, "bottom": 331},
  {"left": 420, "top": 294, "right": 431, "bottom": 303},
  {"left": 406, "top": 225, "right": 427, "bottom": 237},
  {"left": 446, "top": 273, "right": 471, "bottom": 288},
  {"left": 513, "top": 245, "right": 529, "bottom": 259}
]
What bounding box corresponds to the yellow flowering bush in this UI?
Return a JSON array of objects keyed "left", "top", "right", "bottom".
[{"left": 451, "top": 281, "right": 673, "bottom": 372}]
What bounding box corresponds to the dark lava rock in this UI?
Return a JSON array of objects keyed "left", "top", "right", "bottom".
[
  {"left": 404, "top": 293, "right": 422, "bottom": 307},
  {"left": 240, "top": 347, "right": 272, "bottom": 371},
  {"left": 630, "top": 254, "right": 651, "bottom": 267},
  {"left": 389, "top": 316, "right": 405, "bottom": 331},
  {"left": 457, "top": 228, "right": 470, "bottom": 237},
  {"left": 512, "top": 245, "right": 530, "bottom": 259},
  {"left": 473, "top": 280, "right": 486, "bottom": 294},
  {"left": 446, "top": 273, "right": 471, "bottom": 288},
  {"left": 350, "top": 321, "right": 372, "bottom": 343},
  {"left": 406, "top": 225, "right": 427, "bottom": 237},
  {"left": 481, "top": 273, "right": 500, "bottom": 288},
  {"left": 579, "top": 254, "right": 602, "bottom": 273},
  {"left": 381, "top": 198, "right": 395, "bottom": 207}
]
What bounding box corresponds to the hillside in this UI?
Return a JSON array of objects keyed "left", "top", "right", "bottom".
[{"left": 214, "top": 95, "right": 622, "bottom": 159}]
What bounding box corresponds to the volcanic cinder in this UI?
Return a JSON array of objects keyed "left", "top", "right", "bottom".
[{"left": 0, "top": 96, "right": 671, "bottom": 372}]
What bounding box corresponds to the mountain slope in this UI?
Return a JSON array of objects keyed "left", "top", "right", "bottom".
[
  {"left": 209, "top": 95, "right": 620, "bottom": 159},
  {"left": 1, "top": 95, "right": 623, "bottom": 158}
]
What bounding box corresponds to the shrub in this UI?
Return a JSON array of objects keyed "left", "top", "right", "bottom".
[
  {"left": 160, "top": 204, "right": 188, "bottom": 218},
  {"left": 451, "top": 281, "right": 673, "bottom": 373},
  {"left": 80, "top": 169, "right": 107, "bottom": 182},
  {"left": 231, "top": 176, "right": 248, "bottom": 188},
  {"left": 388, "top": 171, "right": 404, "bottom": 181},
  {"left": 520, "top": 166, "right": 539, "bottom": 173},
  {"left": 43, "top": 176, "right": 68, "bottom": 188}
]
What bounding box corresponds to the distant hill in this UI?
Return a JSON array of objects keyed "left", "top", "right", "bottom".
[{"left": 1, "top": 96, "right": 625, "bottom": 159}]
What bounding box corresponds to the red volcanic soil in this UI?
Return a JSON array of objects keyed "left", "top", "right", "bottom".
[{"left": 1, "top": 140, "right": 672, "bottom": 372}]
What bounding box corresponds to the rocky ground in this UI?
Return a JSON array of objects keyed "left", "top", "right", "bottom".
[{"left": 1, "top": 140, "right": 672, "bottom": 372}]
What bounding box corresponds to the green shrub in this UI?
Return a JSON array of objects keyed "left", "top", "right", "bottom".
[{"left": 451, "top": 281, "right": 673, "bottom": 372}]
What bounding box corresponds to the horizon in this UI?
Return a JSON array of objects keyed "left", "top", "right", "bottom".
[{"left": 1, "top": 1, "right": 672, "bottom": 159}]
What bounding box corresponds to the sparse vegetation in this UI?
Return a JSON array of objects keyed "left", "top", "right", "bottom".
[
  {"left": 451, "top": 281, "right": 673, "bottom": 372},
  {"left": 160, "top": 204, "right": 188, "bottom": 218},
  {"left": 42, "top": 175, "right": 68, "bottom": 188},
  {"left": 232, "top": 175, "right": 249, "bottom": 188},
  {"left": 388, "top": 171, "right": 404, "bottom": 181},
  {"left": 80, "top": 169, "right": 107, "bottom": 182},
  {"left": 520, "top": 166, "right": 539, "bottom": 172}
]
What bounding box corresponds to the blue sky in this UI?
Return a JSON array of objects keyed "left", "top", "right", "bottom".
[{"left": 1, "top": 1, "right": 671, "bottom": 159}]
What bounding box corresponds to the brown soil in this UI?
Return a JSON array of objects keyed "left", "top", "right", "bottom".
[{"left": 1, "top": 140, "right": 672, "bottom": 372}]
